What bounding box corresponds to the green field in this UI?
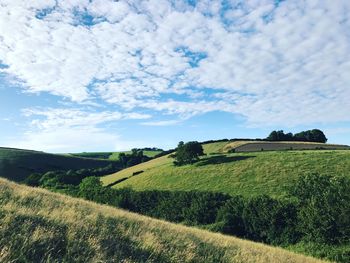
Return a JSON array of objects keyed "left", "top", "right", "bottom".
[
  {"left": 102, "top": 142, "right": 350, "bottom": 197},
  {"left": 0, "top": 178, "right": 324, "bottom": 263},
  {"left": 70, "top": 150, "right": 162, "bottom": 160},
  {"left": 0, "top": 147, "right": 118, "bottom": 182}
]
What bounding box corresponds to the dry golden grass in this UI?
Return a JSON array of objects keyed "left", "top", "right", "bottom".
[{"left": 0, "top": 178, "right": 327, "bottom": 263}]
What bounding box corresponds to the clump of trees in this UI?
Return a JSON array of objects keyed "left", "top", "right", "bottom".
[
  {"left": 266, "top": 129, "right": 327, "bottom": 143},
  {"left": 118, "top": 149, "right": 152, "bottom": 168},
  {"left": 172, "top": 141, "right": 204, "bottom": 166}
]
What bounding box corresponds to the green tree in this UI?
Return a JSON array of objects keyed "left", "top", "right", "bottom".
[
  {"left": 266, "top": 130, "right": 293, "bottom": 141},
  {"left": 293, "top": 129, "right": 327, "bottom": 143},
  {"left": 173, "top": 141, "right": 204, "bottom": 166}
]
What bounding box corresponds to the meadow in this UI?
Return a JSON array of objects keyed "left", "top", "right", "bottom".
[{"left": 102, "top": 141, "right": 350, "bottom": 197}]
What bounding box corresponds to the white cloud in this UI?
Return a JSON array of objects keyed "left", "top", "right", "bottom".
[
  {"left": 14, "top": 127, "right": 119, "bottom": 153},
  {"left": 13, "top": 107, "right": 151, "bottom": 152},
  {"left": 141, "top": 119, "right": 181, "bottom": 126},
  {"left": 23, "top": 108, "right": 151, "bottom": 130},
  {"left": 0, "top": 0, "right": 350, "bottom": 127}
]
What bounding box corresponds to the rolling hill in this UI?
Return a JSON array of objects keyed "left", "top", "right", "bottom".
[
  {"left": 0, "top": 178, "right": 324, "bottom": 263},
  {"left": 101, "top": 141, "right": 350, "bottom": 197},
  {"left": 0, "top": 147, "right": 119, "bottom": 182}
]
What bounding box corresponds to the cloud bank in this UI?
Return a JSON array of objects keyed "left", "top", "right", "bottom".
[{"left": 1, "top": 0, "right": 350, "bottom": 150}]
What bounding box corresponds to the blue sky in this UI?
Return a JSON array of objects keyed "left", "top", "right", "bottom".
[{"left": 0, "top": 0, "right": 350, "bottom": 153}]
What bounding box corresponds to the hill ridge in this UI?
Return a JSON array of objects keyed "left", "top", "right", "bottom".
[{"left": 0, "top": 147, "right": 119, "bottom": 182}]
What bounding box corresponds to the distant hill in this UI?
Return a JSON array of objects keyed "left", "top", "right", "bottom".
[
  {"left": 0, "top": 147, "right": 118, "bottom": 182},
  {"left": 69, "top": 149, "right": 163, "bottom": 160},
  {"left": 0, "top": 178, "right": 324, "bottom": 263},
  {"left": 102, "top": 141, "right": 350, "bottom": 197}
]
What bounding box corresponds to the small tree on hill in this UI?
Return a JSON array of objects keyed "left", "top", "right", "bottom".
[{"left": 173, "top": 141, "right": 204, "bottom": 166}]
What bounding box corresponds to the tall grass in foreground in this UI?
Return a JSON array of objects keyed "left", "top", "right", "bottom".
[{"left": 0, "top": 178, "right": 325, "bottom": 263}]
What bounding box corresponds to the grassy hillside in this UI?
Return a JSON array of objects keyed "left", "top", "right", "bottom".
[
  {"left": 0, "top": 178, "right": 324, "bottom": 263},
  {"left": 0, "top": 147, "right": 117, "bottom": 182},
  {"left": 70, "top": 150, "right": 162, "bottom": 160},
  {"left": 102, "top": 141, "right": 350, "bottom": 197}
]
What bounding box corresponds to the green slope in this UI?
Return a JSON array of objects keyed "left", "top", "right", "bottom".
[
  {"left": 0, "top": 147, "right": 118, "bottom": 182},
  {"left": 102, "top": 142, "right": 350, "bottom": 197},
  {"left": 0, "top": 178, "right": 324, "bottom": 263}
]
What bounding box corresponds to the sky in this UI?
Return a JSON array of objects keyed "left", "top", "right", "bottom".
[{"left": 0, "top": 0, "right": 350, "bottom": 153}]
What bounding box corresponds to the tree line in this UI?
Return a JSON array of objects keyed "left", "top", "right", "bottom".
[
  {"left": 118, "top": 149, "right": 152, "bottom": 168},
  {"left": 266, "top": 129, "right": 327, "bottom": 143}
]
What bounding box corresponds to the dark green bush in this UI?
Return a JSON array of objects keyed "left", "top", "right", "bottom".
[
  {"left": 290, "top": 173, "right": 350, "bottom": 244},
  {"left": 242, "top": 195, "right": 298, "bottom": 244},
  {"left": 215, "top": 196, "right": 245, "bottom": 237},
  {"left": 22, "top": 173, "right": 42, "bottom": 186}
]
